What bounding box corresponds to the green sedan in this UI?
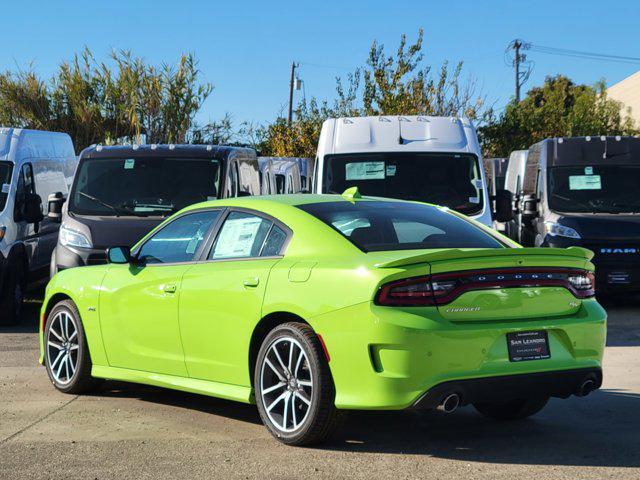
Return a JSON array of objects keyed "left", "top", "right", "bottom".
[{"left": 40, "top": 193, "right": 606, "bottom": 445}]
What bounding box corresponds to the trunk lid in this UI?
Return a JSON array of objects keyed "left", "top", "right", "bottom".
[{"left": 374, "top": 247, "right": 594, "bottom": 322}]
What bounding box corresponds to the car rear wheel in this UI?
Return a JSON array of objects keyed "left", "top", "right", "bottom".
[
  {"left": 254, "top": 322, "right": 342, "bottom": 446},
  {"left": 44, "top": 300, "right": 98, "bottom": 394},
  {"left": 473, "top": 397, "right": 549, "bottom": 420}
]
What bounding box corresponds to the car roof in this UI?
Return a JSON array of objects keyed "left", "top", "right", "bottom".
[{"left": 181, "top": 193, "right": 405, "bottom": 212}]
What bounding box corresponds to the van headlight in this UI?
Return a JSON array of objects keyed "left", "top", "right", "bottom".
[
  {"left": 544, "top": 221, "right": 581, "bottom": 239},
  {"left": 59, "top": 226, "right": 92, "bottom": 249}
]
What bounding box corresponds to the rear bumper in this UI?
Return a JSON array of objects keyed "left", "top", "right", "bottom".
[
  {"left": 410, "top": 367, "right": 602, "bottom": 409},
  {"left": 312, "top": 298, "right": 607, "bottom": 410}
]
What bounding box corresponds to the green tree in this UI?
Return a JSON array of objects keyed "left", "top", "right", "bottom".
[
  {"left": 260, "top": 29, "right": 486, "bottom": 157},
  {"left": 0, "top": 49, "right": 212, "bottom": 150},
  {"left": 480, "top": 75, "right": 637, "bottom": 158}
]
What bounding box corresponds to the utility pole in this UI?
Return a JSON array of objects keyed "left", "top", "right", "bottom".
[
  {"left": 288, "top": 62, "right": 298, "bottom": 125},
  {"left": 514, "top": 40, "right": 521, "bottom": 103}
]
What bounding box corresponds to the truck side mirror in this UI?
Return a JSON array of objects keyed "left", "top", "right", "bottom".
[
  {"left": 48, "top": 191, "right": 65, "bottom": 223},
  {"left": 521, "top": 193, "right": 540, "bottom": 219},
  {"left": 492, "top": 189, "right": 514, "bottom": 223},
  {"left": 23, "top": 193, "right": 44, "bottom": 224}
]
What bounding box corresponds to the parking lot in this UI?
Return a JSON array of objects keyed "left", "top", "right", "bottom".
[{"left": 0, "top": 289, "right": 637, "bottom": 479}]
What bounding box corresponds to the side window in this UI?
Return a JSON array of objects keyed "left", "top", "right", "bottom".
[
  {"left": 14, "top": 163, "right": 36, "bottom": 221},
  {"left": 209, "top": 211, "right": 276, "bottom": 259},
  {"left": 261, "top": 225, "right": 287, "bottom": 256},
  {"left": 227, "top": 161, "right": 239, "bottom": 197},
  {"left": 137, "top": 210, "right": 220, "bottom": 264}
]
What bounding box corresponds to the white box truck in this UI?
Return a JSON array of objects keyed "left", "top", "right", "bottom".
[{"left": 313, "top": 116, "right": 494, "bottom": 226}]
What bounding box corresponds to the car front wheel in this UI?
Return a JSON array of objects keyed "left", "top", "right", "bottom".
[
  {"left": 44, "top": 300, "right": 98, "bottom": 394},
  {"left": 254, "top": 322, "right": 342, "bottom": 446}
]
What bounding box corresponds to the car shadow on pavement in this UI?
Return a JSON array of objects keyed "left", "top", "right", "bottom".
[
  {"left": 93, "top": 381, "right": 263, "bottom": 426},
  {"left": 322, "top": 388, "right": 640, "bottom": 467}
]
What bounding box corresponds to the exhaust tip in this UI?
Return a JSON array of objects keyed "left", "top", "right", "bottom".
[
  {"left": 576, "top": 379, "right": 596, "bottom": 397},
  {"left": 437, "top": 393, "right": 460, "bottom": 413}
]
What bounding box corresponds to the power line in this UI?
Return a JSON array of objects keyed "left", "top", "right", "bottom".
[{"left": 523, "top": 41, "right": 640, "bottom": 65}]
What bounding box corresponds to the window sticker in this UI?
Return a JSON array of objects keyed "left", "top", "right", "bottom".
[
  {"left": 213, "top": 217, "right": 262, "bottom": 258},
  {"left": 474, "top": 179, "right": 484, "bottom": 189},
  {"left": 1, "top": 183, "right": 9, "bottom": 193},
  {"left": 386, "top": 164, "right": 397, "bottom": 176},
  {"left": 124, "top": 159, "right": 135, "bottom": 169},
  {"left": 469, "top": 196, "right": 480, "bottom": 204},
  {"left": 585, "top": 166, "right": 593, "bottom": 175},
  {"left": 345, "top": 162, "right": 385, "bottom": 180},
  {"left": 569, "top": 175, "right": 601, "bottom": 190}
]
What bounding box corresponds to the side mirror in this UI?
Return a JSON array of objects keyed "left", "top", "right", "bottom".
[
  {"left": 23, "top": 193, "right": 44, "bottom": 224},
  {"left": 48, "top": 192, "right": 65, "bottom": 223},
  {"left": 521, "top": 193, "right": 540, "bottom": 219},
  {"left": 107, "top": 246, "right": 132, "bottom": 264},
  {"left": 492, "top": 189, "right": 514, "bottom": 223}
]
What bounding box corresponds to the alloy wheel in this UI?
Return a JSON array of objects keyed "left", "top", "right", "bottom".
[
  {"left": 46, "top": 311, "right": 79, "bottom": 385},
  {"left": 260, "top": 337, "right": 313, "bottom": 433}
]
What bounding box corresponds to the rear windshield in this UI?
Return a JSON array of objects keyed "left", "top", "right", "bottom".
[
  {"left": 297, "top": 201, "right": 504, "bottom": 252},
  {"left": 69, "top": 157, "right": 222, "bottom": 217},
  {"left": 322, "top": 152, "right": 484, "bottom": 216},
  {"left": 0, "top": 161, "right": 13, "bottom": 212}
]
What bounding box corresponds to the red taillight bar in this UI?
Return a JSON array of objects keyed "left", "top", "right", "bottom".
[{"left": 375, "top": 267, "right": 595, "bottom": 307}]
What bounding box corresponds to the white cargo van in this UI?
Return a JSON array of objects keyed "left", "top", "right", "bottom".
[
  {"left": 314, "top": 116, "right": 493, "bottom": 226},
  {"left": 0, "top": 128, "right": 76, "bottom": 324}
]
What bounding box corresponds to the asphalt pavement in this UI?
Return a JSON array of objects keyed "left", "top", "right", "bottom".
[{"left": 1, "top": 290, "right": 639, "bottom": 479}]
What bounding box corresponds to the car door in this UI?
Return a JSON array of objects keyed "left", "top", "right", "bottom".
[
  {"left": 33, "top": 160, "right": 67, "bottom": 268},
  {"left": 99, "top": 209, "right": 222, "bottom": 376},
  {"left": 13, "top": 163, "right": 39, "bottom": 270},
  {"left": 179, "top": 209, "right": 290, "bottom": 386}
]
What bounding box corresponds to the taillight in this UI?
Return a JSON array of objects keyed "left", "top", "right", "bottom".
[
  {"left": 568, "top": 271, "right": 595, "bottom": 298},
  {"left": 375, "top": 276, "right": 457, "bottom": 306},
  {"left": 375, "top": 268, "right": 596, "bottom": 306}
]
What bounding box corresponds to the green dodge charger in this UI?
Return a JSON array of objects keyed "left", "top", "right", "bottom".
[{"left": 39, "top": 192, "right": 606, "bottom": 445}]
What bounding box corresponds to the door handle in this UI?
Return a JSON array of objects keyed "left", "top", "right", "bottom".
[
  {"left": 243, "top": 277, "right": 260, "bottom": 288},
  {"left": 163, "top": 283, "right": 177, "bottom": 293}
]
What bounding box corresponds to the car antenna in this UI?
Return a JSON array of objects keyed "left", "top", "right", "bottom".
[{"left": 342, "top": 186, "right": 361, "bottom": 203}]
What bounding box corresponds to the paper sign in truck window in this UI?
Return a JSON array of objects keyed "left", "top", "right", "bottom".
[
  {"left": 569, "top": 175, "right": 601, "bottom": 190},
  {"left": 345, "top": 162, "right": 385, "bottom": 180}
]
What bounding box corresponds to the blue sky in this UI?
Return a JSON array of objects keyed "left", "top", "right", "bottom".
[{"left": 2, "top": 0, "right": 639, "bottom": 128}]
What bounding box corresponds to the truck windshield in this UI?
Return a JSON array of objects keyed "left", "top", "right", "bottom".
[
  {"left": 322, "top": 153, "right": 484, "bottom": 216},
  {"left": 548, "top": 165, "right": 640, "bottom": 214},
  {"left": 69, "top": 157, "right": 222, "bottom": 217},
  {"left": 0, "top": 161, "right": 13, "bottom": 212}
]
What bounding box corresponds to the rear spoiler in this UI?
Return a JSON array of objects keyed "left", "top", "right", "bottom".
[{"left": 374, "top": 247, "right": 594, "bottom": 269}]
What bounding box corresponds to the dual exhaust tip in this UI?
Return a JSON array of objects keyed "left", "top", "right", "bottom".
[
  {"left": 436, "top": 377, "right": 596, "bottom": 413},
  {"left": 437, "top": 393, "right": 461, "bottom": 414}
]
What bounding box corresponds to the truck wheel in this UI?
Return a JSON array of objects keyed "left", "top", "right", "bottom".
[
  {"left": 0, "top": 260, "right": 25, "bottom": 326},
  {"left": 254, "top": 322, "right": 343, "bottom": 446},
  {"left": 474, "top": 397, "right": 548, "bottom": 420}
]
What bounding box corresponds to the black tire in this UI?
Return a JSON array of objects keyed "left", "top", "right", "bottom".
[
  {"left": 44, "top": 299, "right": 98, "bottom": 394},
  {"left": 0, "top": 259, "right": 25, "bottom": 326},
  {"left": 254, "top": 322, "right": 343, "bottom": 446},
  {"left": 473, "top": 397, "right": 549, "bottom": 421}
]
